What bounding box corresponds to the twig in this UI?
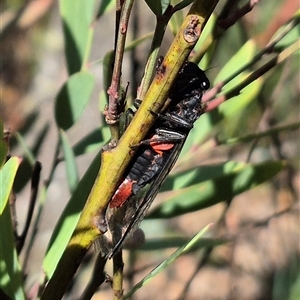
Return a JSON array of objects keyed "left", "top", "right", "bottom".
[
  {"left": 191, "top": 0, "right": 259, "bottom": 63},
  {"left": 23, "top": 138, "right": 60, "bottom": 280},
  {"left": 221, "top": 13, "right": 300, "bottom": 86},
  {"left": 129, "top": 1, "right": 140, "bottom": 98},
  {"left": 80, "top": 253, "right": 107, "bottom": 300},
  {"left": 204, "top": 40, "right": 300, "bottom": 111},
  {"left": 218, "top": 0, "right": 260, "bottom": 29},
  {"left": 137, "top": 5, "right": 173, "bottom": 100},
  {"left": 113, "top": 251, "right": 124, "bottom": 300},
  {"left": 105, "top": 0, "right": 134, "bottom": 138},
  {"left": 217, "top": 122, "right": 300, "bottom": 145}
]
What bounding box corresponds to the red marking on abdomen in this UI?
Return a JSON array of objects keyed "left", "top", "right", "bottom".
[
  {"left": 110, "top": 179, "right": 134, "bottom": 208},
  {"left": 150, "top": 134, "right": 174, "bottom": 155}
]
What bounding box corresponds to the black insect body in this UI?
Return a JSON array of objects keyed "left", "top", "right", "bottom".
[
  {"left": 104, "top": 61, "right": 210, "bottom": 258},
  {"left": 110, "top": 148, "right": 165, "bottom": 208}
]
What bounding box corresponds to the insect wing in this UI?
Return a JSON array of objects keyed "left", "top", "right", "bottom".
[{"left": 108, "top": 138, "right": 187, "bottom": 258}]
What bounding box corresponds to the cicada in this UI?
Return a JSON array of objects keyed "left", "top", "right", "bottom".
[{"left": 100, "top": 61, "right": 210, "bottom": 258}]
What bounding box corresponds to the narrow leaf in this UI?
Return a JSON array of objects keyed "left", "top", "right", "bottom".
[
  {"left": 72, "top": 126, "right": 110, "bottom": 156},
  {"left": 43, "top": 151, "right": 101, "bottom": 279},
  {"left": 139, "top": 236, "right": 226, "bottom": 251},
  {"left": 144, "top": 0, "right": 170, "bottom": 16},
  {"left": 13, "top": 124, "right": 50, "bottom": 192},
  {"left": 0, "top": 121, "right": 8, "bottom": 169},
  {"left": 55, "top": 71, "right": 95, "bottom": 130},
  {"left": 0, "top": 157, "right": 21, "bottom": 214},
  {"left": 60, "top": 130, "right": 79, "bottom": 192},
  {"left": 0, "top": 207, "right": 25, "bottom": 300},
  {"left": 215, "top": 40, "right": 257, "bottom": 85},
  {"left": 161, "top": 161, "right": 244, "bottom": 192},
  {"left": 148, "top": 161, "right": 285, "bottom": 219},
  {"left": 59, "top": 0, "right": 97, "bottom": 74},
  {"left": 0, "top": 157, "right": 24, "bottom": 300},
  {"left": 188, "top": 72, "right": 263, "bottom": 145},
  {"left": 97, "top": 0, "right": 115, "bottom": 18},
  {"left": 173, "top": 0, "right": 194, "bottom": 12}
]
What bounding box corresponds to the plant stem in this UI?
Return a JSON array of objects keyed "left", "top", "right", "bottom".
[
  {"left": 137, "top": 6, "right": 172, "bottom": 100},
  {"left": 222, "top": 13, "right": 300, "bottom": 86},
  {"left": 106, "top": 0, "right": 135, "bottom": 140},
  {"left": 113, "top": 251, "right": 124, "bottom": 300},
  {"left": 204, "top": 40, "right": 300, "bottom": 111}
]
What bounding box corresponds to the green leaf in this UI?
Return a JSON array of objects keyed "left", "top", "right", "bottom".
[
  {"left": 215, "top": 39, "right": 257, "bottom": 85},
  {"left": 0, "top": 121, "right": 3, "bottom": 139},
  {"left": 124, "top": 224, "right": 212, "bottom": 299},
  {"left": 144, "top": 0, "right": 170, "bottom": 16},
  {"left": 161, "top": 161, "right": 244, "bottom": 192},
  {"left": 43, "top": 151, "right": 101, "bottom": 279},
  {"left": 188, "top": 71, "right": 263, "bottom": 146},
  {"left": 102, "top": 50, "right": 115, "bottom": 102},
  {"left": 59, "top": 0, "right": 97, "bottom": 74},
  {"left": 13, "top": 124, "right": 50, "bottom": 193},
  {"left": 0, "top": 143, "right": 6, "bottom": 170},
  {"left": 0, "top": 207, "right": 25, "bottom": 300},
  {"left": 196, "top": 13, "right": 218, "bottom": 69},
  {"left": 288, "top": 270, "right": 300, "bottom": 300},
  {"left": 60, "top": 130, "right": 79, "bottom": 192},
  {"left": 148, "top": 161, "right": 285, "bottom": 219},
  {"left": 125, "top": 32, "right": 155, "bottom": 51},
  {"left": 169, "top": 6, "right": 184, "bottom": 35},
  {"left": 0, "top": 157, "right": 21, "bottom": 214},
  {"left": 273, "top": 254, "right": 300, "bottom": 300},
  {"left": 55, "top": 71, "right": 95, "bottom": 130},
  {"left": 14, "top": 132, "right": 35, "bottom": 166},
  {"left": 173, "top": 0, "right": 193, "bottom": 12},
  {"left": 97, "top": 0, "right": 115, "bottom": 18},
  {"left": 273, "top": 12, "right": 300, "bottom": 51},
  {"left": 72, "top": 126, "right": 110, "bottom": 156},
  {"left": 0, "top": 120, "right": 8, "bottom": 169},
  {"left": 139, "top": 236, "right": 226, "bottom": 251},
  {"left": 0, "top": 157, "right": 25, "bottom": 300}
]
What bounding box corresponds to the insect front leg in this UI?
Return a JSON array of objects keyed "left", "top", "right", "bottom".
[
  {"left": 149, "top": 108, "right": 193, "bottom": 129},
  {"left": 124, "top": 108, "right": 135, "bottom": 129},
  {"left": 124, "top": 98, "right": 143, "bottom": 129},
  {"left": 139, "top": 129, "right": 186, "bottom": 147}
]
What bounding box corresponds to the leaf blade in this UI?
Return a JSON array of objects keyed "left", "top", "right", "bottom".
[
  {"left": 60, "top": 130, "right": 79, "bottom": 192},
  {"left": 148, "top": 161, "right": 285, "bottom": 219},
  {"left": 55, "top": 71, "right": 95, "bottom": 130},
  {"left": 0, "top": 157, "right": 25, "bottom": 300},
  {"left": 59, "top": 0, "right": 96, "bottom": 74}
]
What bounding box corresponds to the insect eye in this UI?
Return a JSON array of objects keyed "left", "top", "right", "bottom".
[{"left": 201, "top": 79, "right": 210, "bottom": 90}]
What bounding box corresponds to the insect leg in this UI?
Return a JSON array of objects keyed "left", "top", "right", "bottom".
[{"left": 138, "top": 129, "right": 185, "bottom": 147}]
